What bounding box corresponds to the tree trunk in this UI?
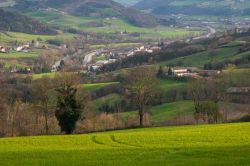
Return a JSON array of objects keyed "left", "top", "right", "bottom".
[
  {"left": 139, "top": 105, "right": 144, "bottom": 127},
  {"left": 139, "top": 113, "right": 144, "bottom": 127},
  {"left": 44, "top": 104, "right": 49, "bottom": 135}
]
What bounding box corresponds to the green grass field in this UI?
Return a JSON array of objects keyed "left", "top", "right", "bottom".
[
  {"left": 32, "top": 72, "right": 57, "bottom": 80},
  {"left": 0, "top": 51, "right": 38, "bottom": 59},
  {"left": 158, "top": 79, "right": 187, "bottom": 91},
  {"left": 27, "top": 11, "right": 201, "bottom": 39},
  {"left": 161, "top": 47, "right": 241, "bottom": 67},
  {"left": 32, "top": 73, "right": 119, "bottom": 89},
  {"left": 90, "top": 93, "right": 123, "bottom": 113},
  {"left": 80, "top": 82, "right": 119, "bottom": 91},
  {"left": 121, "top": 101, "right": 194, "bottom": 123},
  {"left": 0, "top": 31, "right": 74, "bottom": 44},
  {"left": 0, "top": 123, "right": 249, "bottom": 166}
]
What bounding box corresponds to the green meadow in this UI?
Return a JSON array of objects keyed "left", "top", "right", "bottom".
[
  {"left": 27, "top": 11, "right": 201, "bottom": 39},
  {"left": 0, "top": 51, "right": 38, "bottom": 59},
  {"left": 80, "top": 82, "right": 120, "bottom": 91},
  {"left": 161, "top": 46, "right": 249, "bottom": 67},
  {"left": 32, "top": 72, "right": 57, "bottom": 80},
  {"left": 158, "top": 79, "right": 187, "bottom": 91},
  {"left": 0, "top": 31, "right": 74, "bottom": 44},
  {"left": 121, "top": 101, "right": 194, "bottom": 123},
  {"left": 0, "top": 123, "right": 249, "bottom": 166}
]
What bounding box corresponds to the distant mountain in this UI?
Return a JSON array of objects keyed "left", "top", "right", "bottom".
[
  {"left": 0, "top": 9, "right": 57, "bottom": 35},
  {"left": 113, "top": 0, "right": 141, "bottom": 7},
  {"left": 13, "top": 0, "right": 159, "bottom": 27},
  {"left": 134, "top": 0, "right": 250, "bottom": 17}
]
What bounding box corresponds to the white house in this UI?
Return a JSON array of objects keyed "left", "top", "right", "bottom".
[
  {"left": 16, "top": 44, "right": 30, "bottom": 52},
  {"left": 0, "top": 45, "right": 6, "bottom": 53}
]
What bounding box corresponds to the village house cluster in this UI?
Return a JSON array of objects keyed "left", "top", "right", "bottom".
[
  {"left": 88, "top": 45, "right": 161, "bottom": 71},
  {"left": 0, "top": 41, "right": 41, "bottom": 54}
]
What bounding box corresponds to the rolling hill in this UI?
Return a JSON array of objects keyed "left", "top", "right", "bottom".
[
  {"left": 0, "top": 9, "right": 57, "bottom": 35},
  {"left": 12, "top": 0, "right": 159, "bottom": 27},
  {"left": 0, "top": 123, "right": 249, "bottom": 165},
  {"left": 134, "top": 0, "right": 250, "bottom": 17}
]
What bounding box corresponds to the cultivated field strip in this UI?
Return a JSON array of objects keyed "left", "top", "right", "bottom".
[{"left": 0, "top": 123, "right": 250, "bottom": 166}]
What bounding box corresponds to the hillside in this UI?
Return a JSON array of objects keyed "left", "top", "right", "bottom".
[
  {"left": 0, "top": 123, "right": 249, "bottom": 165},
  {"left": 0, "top": 9, "right": 57, "bottom": 35},
  {"left": 13, "top": 0, "right": 159, "bottom": 27},
  {"left": 134, "top": 0, "right": 250, "bottom": 17}
]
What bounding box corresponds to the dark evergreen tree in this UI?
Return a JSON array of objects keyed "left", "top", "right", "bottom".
[
  {"left": 157, "top": 66, "right": 164, "bottom": 78},
  {"left": 55, "top": 86, "right": 80, "bottom": 134},
  {"left": 168, "top": 67, "right": 173, "bottom": 76}
]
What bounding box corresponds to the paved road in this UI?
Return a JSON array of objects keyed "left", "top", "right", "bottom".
[
  {"left": 193, "top": 26, "right": 216, "bottom": 40},
  {"left": 82, "top": 51, "right": 99, "bottom": 66},
  {"left": 52, "top": 26, "right": 216, "bottom": 70},
  {"left": 52, "top": 49, "right": 104, "bottom": 71}
]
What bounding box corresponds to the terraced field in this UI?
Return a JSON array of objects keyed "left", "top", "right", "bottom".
[{"left": 0, "top": 123, "right": 249, "bottom": 166}]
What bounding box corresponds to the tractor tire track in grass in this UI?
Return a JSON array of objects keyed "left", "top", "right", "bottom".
[
  {"left": 90, "top": 135, "right": 120, "bottom": 148},
  {"left": 110, "top": 135, "right": 142, "bottom": 148},
  {"left": 91, "top": 136, "right": 108, "bottom": 146}
]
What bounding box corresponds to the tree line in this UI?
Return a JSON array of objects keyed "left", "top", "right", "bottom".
[{"left": 0, "top": 66, "right": 249, "bottom": 137}]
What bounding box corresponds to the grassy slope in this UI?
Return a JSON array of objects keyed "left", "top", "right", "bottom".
[
  {"left": 80, "top": 82, "right": 119, "bottom": 91},
  {"left": 27, "top": 11, "right": 200, "bottom": 39},
  {"left": 86, "top": 79, "right": 187, "bottom": 114},
  {"left": 90, "top": 93, "right": 122, "bottom": 113},
  {"left": 158, "top": 79, "right": 187, "bottom": 91},
  {"left": 160, "top": 46, "right": 249, "bottom": 67},
  {"left": 32, "top": 73, "right": 119, "bottom": 91},
  {"left": 0, "top": 123, "right": 249, "bottom": 166},
  {"left": 121, "top": 101, "right": 194, "bottom": 123},
  {"left": 31, "top": 72, "right": 57, "bottom": 80},
  {"left": 0, "top": 51, "right": 38, "bottom": 59},
  {"left": 0, "top": 31, "right": 74, "bottom": 44}
]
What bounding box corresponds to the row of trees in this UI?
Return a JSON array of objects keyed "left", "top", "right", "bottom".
[
  {"left": 0, "top": 73, "right": 83, "bottom": 136},
  {"left": 0, "top": 66, "right": 249, "bottom": 137},
  {"left": 0, "top": 68, "right": 160, "bottom": 136}
]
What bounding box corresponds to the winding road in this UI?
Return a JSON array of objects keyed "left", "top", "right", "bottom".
[
  {"left": 193, "top": 26, "right": 216, "bottom": 40},
  {"left": 52, "top": 26, "right": 216, "bottom": 71}
]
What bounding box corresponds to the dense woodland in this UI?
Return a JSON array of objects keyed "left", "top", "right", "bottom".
[{"left": 0, "top": 9, "right": 57, "bottom": 35}]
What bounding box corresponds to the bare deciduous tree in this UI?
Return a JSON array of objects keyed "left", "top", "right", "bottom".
[
  {"left": 32, "top": 76, "right": 55, "bottom": 135},
  {"left": 124, "top": 67, "right": 159, "bottom": 127}
]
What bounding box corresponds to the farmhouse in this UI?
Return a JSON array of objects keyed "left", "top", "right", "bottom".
[
  {"left": 168, "top": 67, "right": 189, "bottom": 77},
  {"left": 58, "top": 44, "right": 67, "bottom": 50},
  {"left": 16, "top": 44, "right": 30, "bottom": 52},
  {"left": 227, "top": 87, "right": 250, "bottom": 94},
  {"left": 0, "top": 45, "right": 7, "bottom": 53},
  {"left": 150, "top": 46, "right": 161, "bottom": 51},
  {"left": 166, "top": 67, "right": 220, "bottom": 78}
]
